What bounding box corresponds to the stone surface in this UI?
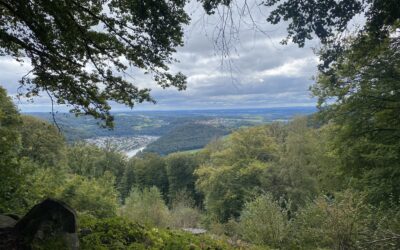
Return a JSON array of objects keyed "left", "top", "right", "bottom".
[
  {"left": 182, "top": 228, "right": 207, "bottom": 234},
  {"left": 0, "top": 215, "right": 17, "bottom": 229},
  {"left": 0, "top": 198, "right": 79, "bottom": 249}
]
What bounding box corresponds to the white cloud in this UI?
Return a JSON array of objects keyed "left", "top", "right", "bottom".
[
  {"left": 255, "top": 57, "right": 318, "bottom": 79},
  {"left": 1, "top": 1, "right": 323, "bottom": 112}
]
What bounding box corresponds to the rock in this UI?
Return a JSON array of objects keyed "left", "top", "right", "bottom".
[
  {"left": 0, "top": 198, "right": 79, "bottom": 250},
  {"left": 182, "top": 228, "right": 207, "bottom": 234},
  {"left": 0, "top": 215, "right": 17, "bottom": 229},
  {"left": 0, "top": 215, "right": 18, "bottom": 249}
]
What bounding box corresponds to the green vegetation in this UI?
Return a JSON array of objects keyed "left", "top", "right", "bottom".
[
  {"left": 312, "top": 25, "right": 400, "bottom": 205},
  {"left": 238, "top": 194, "right": 288, "bottom": 247},
  {"left": 78, "top": 216, "right": 234, "bottom": 250},
  {"left": 144, "top": 123, "right": 229, "bottom": 155},
  {"left": 1, "top": 84, "right": 400, "bottom": 248},
  {"left": 0, "top": 0, "right": 188, "bottom": 126},
  {"left": 1, "top": 1, "right": 400, "bottom": 249},
  {"left": 121, "top": 187, "right": 170, "bottom": 228}
]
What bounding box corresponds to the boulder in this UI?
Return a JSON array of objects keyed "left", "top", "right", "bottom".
[
  {"left": 0, "top": 215, "right": 17, "bottom": 229},
  {"left": 0, "top": 198, "right": 79, "bottom": 249},
  {"left": 0, "top": 215, "right": 18, "bottom": 249}
]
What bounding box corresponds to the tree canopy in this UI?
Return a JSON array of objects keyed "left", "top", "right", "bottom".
[
  {"left": 312, "top": 26, "right": 400, "bottom": 203},
  {"left": 0, "top": 0, "right": 188, "bottom": 126},
  {"left": 1, "top": 0, "right": 399, "bottom": 126},
  {"left": 201, "top": 0, "right": 399, "bottom": 44}
]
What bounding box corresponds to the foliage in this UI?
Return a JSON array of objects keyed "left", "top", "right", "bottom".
[
  {"left": 56, "top": 173, "right": 119, "bottom": 218},
  {"left": 196, "top": 125, "right": 278, "bottom": 222},
  {"left": 260, "top": 118, "right": 324, "bottom": 211},
  {"left": 238, "top": 194, "right": 288, "bottom": 247},
  {"left": 201, "top": 0, "right": 400, "bottom": 71},
  {"left": 201, "top": 0, "right": 362, "bottom": 46},
  {"left": 221, "top": 126, "right": 278, "bottom": 163},
  {"left": 165, "top": 153, "right": 202, "bottom": 205},
  {"left": 312, "top": 27, "right": 400, "bottom": 205},
  {"left": 121, "top": 187, "right": 170, "bottom": 228},
  {"left": 0, "top": 87, "right": 22, "bottom": 213},
  {"left": 169, "top": 191, "right": 202, "bottom": 229},
  {"left": 145, "top": 123, "right": 228, "bottom": 155},
  {"left": 291, "top": 191, "right": 370, "bottom": 249},
  {"left": 67, "top": 142, "right": 127, "bottom": 187},
  {"left": 19, "top": 115, "right": 67, "bottom": 168},
  {"left": 196, "top": 161, "right": 266, "bottom": 222},
  {"left": 78, "top": 215, "right": 235, "bottom": 250},
  {"left": 195, "top": 122, "right": 328, "bottom": 222},
  {"left": 0, "top": 0, "right": 189, "bottom": 126},
  {"left": 12, "top": 160, "right": 67, "bottom": 215},
  {"left": 131, "top": 154, "right": 169, "bottom": 200},
  {"left": 119, "top": 160, "right": 137, "bottom": 200}
]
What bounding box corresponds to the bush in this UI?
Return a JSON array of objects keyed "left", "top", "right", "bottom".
[
  {"left": 359, "top": 200, "right": 400, "bottom": 250},
  {"left": 291, "top": 191, "right": 370, "bottom": 249},
  {"left": 121, "top": 187, "right": 170, "bottom": 228},
  {"left": 56, "top": 173, "right": 119, "bottom": 218},
  {"left": 238, "top": 194, "right": 288, "bottom": 247},
  {"left": 78, "top": 215, "right": 235, "bottom": 250},
  {"left": 169, "top": 191, "right": 201, "bottom": 229}
]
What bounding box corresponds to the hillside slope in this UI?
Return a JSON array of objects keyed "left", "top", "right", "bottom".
[{"left": 144, "top": 123, "right": 229, "bottom": 155}]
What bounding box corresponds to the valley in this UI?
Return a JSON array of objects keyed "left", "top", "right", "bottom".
[{"left": 28, "top": 107, "right": 316, "bottom": 156}]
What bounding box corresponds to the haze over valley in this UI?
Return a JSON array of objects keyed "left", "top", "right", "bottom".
[{"left": 28, "top": 106, "right": 315, "bottom": 156}]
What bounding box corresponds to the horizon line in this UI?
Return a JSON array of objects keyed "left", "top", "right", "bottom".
[{"left": 21, "top": 105, "right": 317, "bottom": 114}]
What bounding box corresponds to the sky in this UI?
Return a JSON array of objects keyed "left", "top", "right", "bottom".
[{"left": 0, "top": 1, "right": 321, "bottom": 112}]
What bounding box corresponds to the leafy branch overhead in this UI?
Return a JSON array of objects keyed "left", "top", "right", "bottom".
[
  {"left": 200, "top": 0, "right": 399, "bottom": 67},
  {"left": 0, "top": 0, "right": 189, "bottom": 127},
  {"left": 1, "top": 0, "right": 399, "bottom": 127}
]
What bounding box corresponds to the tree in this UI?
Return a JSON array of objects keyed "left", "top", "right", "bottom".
[
  {"left": 119, "top": 159, "right": 137, "bottom": 200},
  {"left": 165, "top": 153, "right": 201, "bottom": 205},
  {"left": 195, "top": 125, "right": 278, "bottom": 222},
  {"left": 0, "top": 87, "right": 22, "bottom": 212},
  {"left": 200, "top": 0, "right": 399, "bottom": 66},
  {"left": 57, "top": 173, "right": 119, "bottom": 218},
  {"left": 0, "top": 0, "right": 188, "bottom": 126},
  {"left": 133, "top": 153, "right": 169, "bottom": 200},
  {"left": 260, "top": 118, "right": 321, "bottom": 210},
  {"left": 312, "top": 28, "right": 400, "bottom": 204},
  {"left": 291, "top": 191, "right": 370, "bottom": 249},
  {"left": 67, "top": 142, "right": 127, "bottom": 186},
  {"left": 19, "top": 115, "right": 67, "bottom": 168},
  {"left": 121, "top": 186, "right": 170, "bottom": 228},
  {"left": 238, "top": 194, "right": 288, "bottom": 247}
]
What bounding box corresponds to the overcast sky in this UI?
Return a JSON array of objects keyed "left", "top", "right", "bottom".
[{"left": 0, "top": 1, "right": 321, "bottom": 112}]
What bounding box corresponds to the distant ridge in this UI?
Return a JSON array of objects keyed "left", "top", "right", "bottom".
[{"left": 143, "top": 123, "right": 229, "bottom": 155}]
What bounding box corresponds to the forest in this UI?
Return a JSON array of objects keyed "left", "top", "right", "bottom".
[
  {"left": 1, "top": 80, "right": 399, "bottom": 248},
  {"left": 1, "top": 0, "right": 400, "bottom": 249}
]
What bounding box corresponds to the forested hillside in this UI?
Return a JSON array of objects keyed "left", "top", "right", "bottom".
[
  {"left": 144, "top": 123, "right": 229, "bottom": 155},
  {"left": 1, "top": 84, "right": 399, "bottom": 248},
  {"left": 1, "top": 0, "right": 400, "bottom": 249},
  {"left": 29, "top": 107, "right": 315, "bottom": 143}
]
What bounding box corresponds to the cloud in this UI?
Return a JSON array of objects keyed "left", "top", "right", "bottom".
[
  {"left": 1, "top": 1, "right": 321, "bottom": 112},
  {"left": 255, "top": 57, "right": 318, "bottom": 78}
]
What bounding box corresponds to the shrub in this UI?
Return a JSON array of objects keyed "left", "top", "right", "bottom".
[
  {"left": 78, "top": 215, "right": 235, "bottom": 249},
  {"left": 56, "top": 173, "right": 119, "bottom": 218},
  {"left": 238, "top": 194, "right": 288, "bottom": 247},
  {"left": 291, "top": 191, "right": 369, "bottom": 249},
  {"left": 169, "top": 190, "right": 202, "bottom": 229},
  {"left": 121, "top": 187, "right": 170, "bottom": 228}
]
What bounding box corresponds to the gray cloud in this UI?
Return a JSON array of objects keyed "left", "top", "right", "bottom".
[{"left": 1, "top": 1, "right": 321, "bottom": 112}]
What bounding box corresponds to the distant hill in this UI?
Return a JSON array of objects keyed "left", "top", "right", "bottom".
[
  {"left": 26, "top": 107, "right": 316, "bottom": 143},
  {"left": 143, "top": 123, "right": 229, "bottom": 155}
]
